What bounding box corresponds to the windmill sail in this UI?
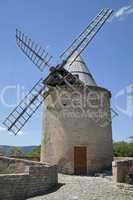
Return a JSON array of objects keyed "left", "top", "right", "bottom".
[
  {"left": 16, "top": 29, "right": 52, "bottom": 71},
  {"left": 111, "top": 108, "right": 118, "bottom": 119},
  {"left": 3, "top": 79, "right": 48, "bottom": 135},
  {"left": 60, "top": 8, "right": 113, "bottom": 66}
]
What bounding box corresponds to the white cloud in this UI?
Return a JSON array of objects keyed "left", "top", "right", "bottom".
[
  {"left": 0, "top": 125, "right": 13, "bottom": 135},
  {"left": 110, "top": 2, "right": 133, "bottom": 21},
  {"left": 0, "top": 126, "right": 7, "bottom": 132}
]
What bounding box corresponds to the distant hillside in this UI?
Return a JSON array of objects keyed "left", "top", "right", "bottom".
[{"left": 0, "top": 145, "right": 37, "bottom": 156}]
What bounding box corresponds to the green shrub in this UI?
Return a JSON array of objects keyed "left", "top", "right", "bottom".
[
  {"left": 113, "top": 141, "right": 133, "bottom": 157},
  {"left": 27, "top": 145, "right": 41, "bottom": 158}
]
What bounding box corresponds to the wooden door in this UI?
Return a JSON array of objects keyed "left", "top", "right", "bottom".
[{"left": 74, "top": 146, "right": 87, "bottom": 175}]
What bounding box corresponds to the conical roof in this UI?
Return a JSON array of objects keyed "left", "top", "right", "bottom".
[{"left": 65, "top": 52, "right": 97, "bottom": 86}]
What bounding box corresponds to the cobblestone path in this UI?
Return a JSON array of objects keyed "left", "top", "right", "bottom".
[{"left": 27, "top": 174, "right": 133, "bottom": 200}]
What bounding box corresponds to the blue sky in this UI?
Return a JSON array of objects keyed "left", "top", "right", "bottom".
[{"left": 0, "top": 0, "right": 133, "bottom": 146}]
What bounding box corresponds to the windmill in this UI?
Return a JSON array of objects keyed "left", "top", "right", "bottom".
[
  {"left": 3, "top": 8, "right": 117, "bottom": 174},
  {"left": 3, "top": 8, "right": 114, "bottom": 135}
]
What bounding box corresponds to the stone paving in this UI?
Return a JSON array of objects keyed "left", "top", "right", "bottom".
[{"left": 27, "top": 174, "right": 133, "bottom": 200}]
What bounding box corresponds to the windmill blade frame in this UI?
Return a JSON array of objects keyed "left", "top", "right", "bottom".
[
  {"left": 16, "top": 29, "right": 53, "bottom": 71},
  {"left": 111, "top": 108, "right": 118, "bottom": 119},
  {"left": 60, "top": 8, "right": 113, "bottom": 66},
  {"left": 3, "top": 79, "right": 49, "bottom": 135}
]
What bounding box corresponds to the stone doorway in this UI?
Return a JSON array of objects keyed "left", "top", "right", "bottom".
[{"left": 74, "top": 146, "right": 87, "bottom": 175}]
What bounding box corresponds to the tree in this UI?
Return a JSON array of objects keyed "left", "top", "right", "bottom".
[
  {"left": 27, "top": 145, "right": 41, "bottom": 158},
  {"left": 0, "top": 148, "right": 5, "bottom": 156},
  {"left": 113, "top": 141, "right": 133, "bottom": 157},
  {"left": 9, "top": 147, "right": 25, "bottom": 157},
  {"left": 128, "top": 136, "right": 133, "bottom": 143}
]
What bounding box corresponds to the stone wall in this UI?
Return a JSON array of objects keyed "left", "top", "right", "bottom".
[
  {"left": 10, "top": 156, "right": 40, "bottom": 162},
  {"left": 112, "top": 159, "right": 133, "bottom": 184},
  {"left": 0, "top": 156, "right": 46, "bottom": 174},
  {"left": 0, "top": 156, "right": 57, "bottom": 200}
]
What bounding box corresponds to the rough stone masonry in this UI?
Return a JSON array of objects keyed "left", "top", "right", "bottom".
[{"left": 0, "top": 156, "right": 58, "bottom": 200}]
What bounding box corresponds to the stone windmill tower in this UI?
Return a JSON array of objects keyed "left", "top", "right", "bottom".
[
  {"left": 41, "top": 53, "right": 113, "bottom": 174},
  {"left": 3, "top": 9, "right": 115, "bottom": 175}
]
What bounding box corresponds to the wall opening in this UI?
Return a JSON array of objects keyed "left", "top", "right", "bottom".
[{"left": 74, "top": 146, "right": 87, "bottom": 175}]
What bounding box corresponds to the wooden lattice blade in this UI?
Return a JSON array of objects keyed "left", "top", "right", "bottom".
[
  {"left": 111, "top": 108, "right": 118, "bottom": 119},
  {"left": 3, "top": 79, "right": 49, "bottom": 135},
  {"left": 60, "top": 8, "right": 113, "bottom": 66},
  {"left": 16, "top": 29, "right": 52, "bottom": 71}
]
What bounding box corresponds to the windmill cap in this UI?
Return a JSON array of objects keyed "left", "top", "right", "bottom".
[{"left": 65, "top": 52, "right": 97, "bottom": 86}]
